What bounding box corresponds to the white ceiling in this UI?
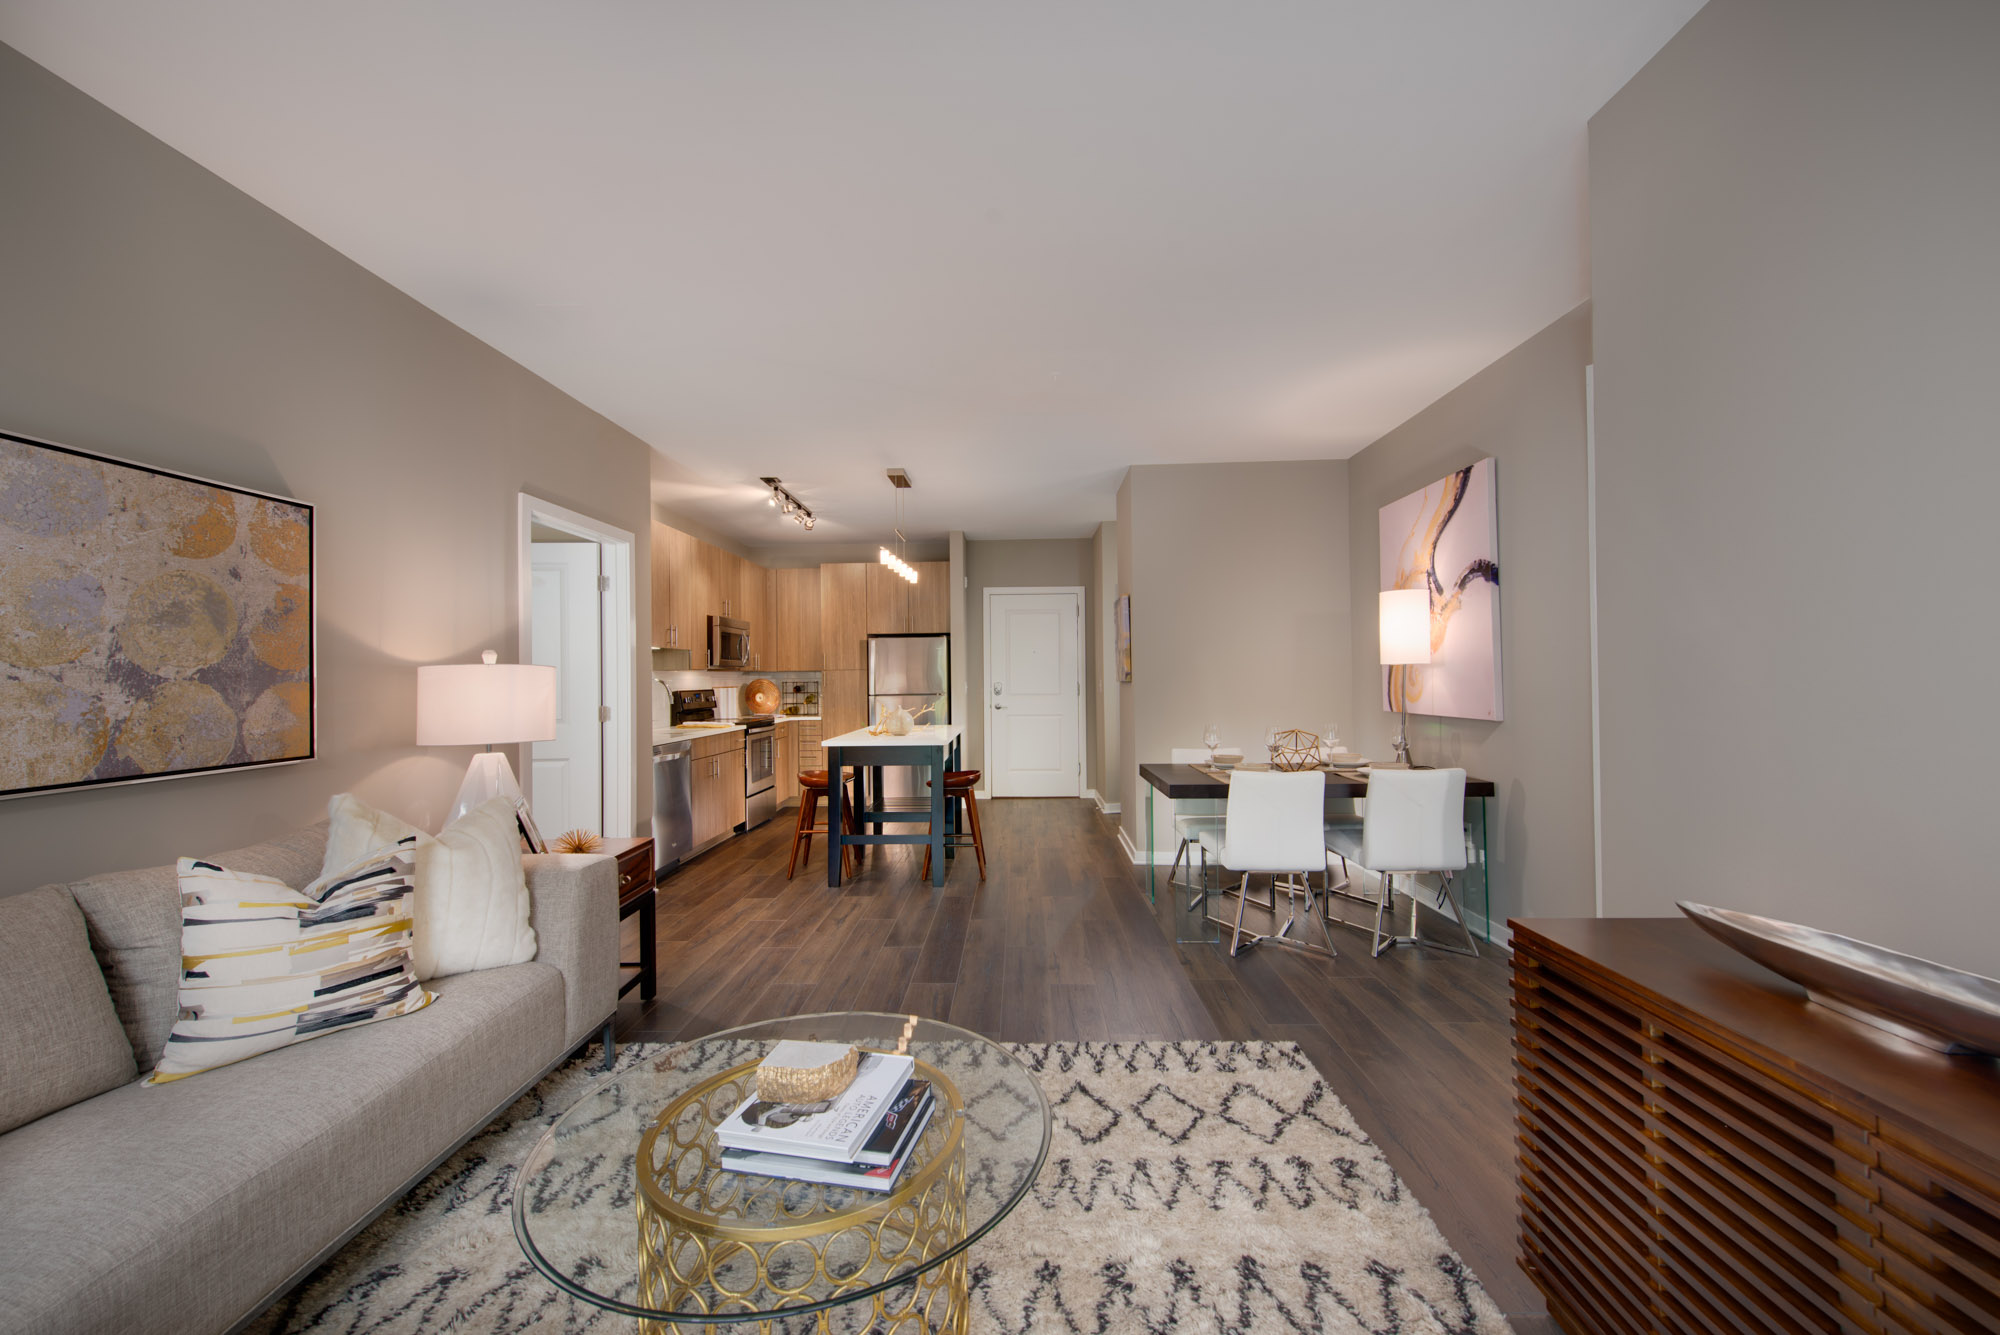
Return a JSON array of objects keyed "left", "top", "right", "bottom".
[{"left": 1, "top": 1, "right": 1699, "bottom": 546}]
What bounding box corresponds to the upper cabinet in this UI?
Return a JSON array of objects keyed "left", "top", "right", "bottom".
[
  {"left": 865, "top": 562, "right": 910, "bottom": 635},
  {"left": 773, "top": 567, "right": 821, "bottom": 670},
  {"left": 650, "top": 530, "right": 946, "bottom": 668},
  {"left": 910, "top": 562, "right": 949, "bottom": 633},
  {"left": 651, "top": 521, "right": 702, "bottom": 651},
  {"left": 864, "top": 560, "right": 950, "bottom": 636},
  {"left": 820, "top": 563, "right": 868, "bottom": 669}
]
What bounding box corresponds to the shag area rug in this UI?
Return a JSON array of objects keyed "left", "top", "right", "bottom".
[{"left": 249, "top": 1041, "right": 1511, "bottom": 1334}]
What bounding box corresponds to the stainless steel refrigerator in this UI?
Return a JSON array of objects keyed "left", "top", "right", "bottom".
[{"left": 867, "top": 633, "right": 951, "bottom": 803}]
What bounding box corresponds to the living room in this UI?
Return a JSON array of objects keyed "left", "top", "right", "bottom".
[{"left": 3, "top": 3, "right": 1997, "bottom": 1333}]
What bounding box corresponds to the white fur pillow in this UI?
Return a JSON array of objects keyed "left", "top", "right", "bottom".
[{"left": 322, "top": 793, "right": 537, "bottom": 981}]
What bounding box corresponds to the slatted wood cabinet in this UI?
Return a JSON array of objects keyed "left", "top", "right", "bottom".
[{"left": 1512, "top": 919, "right": 2000, "bottom": 1335}]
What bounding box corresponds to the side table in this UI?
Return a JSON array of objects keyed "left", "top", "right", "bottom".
[{"left": 597, "top": 836, "right": 656, "bottom": 1002}]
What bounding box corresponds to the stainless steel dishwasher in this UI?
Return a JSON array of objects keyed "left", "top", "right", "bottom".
[{"left": 651, "top": 738, "right": 693, "bottom": 875}]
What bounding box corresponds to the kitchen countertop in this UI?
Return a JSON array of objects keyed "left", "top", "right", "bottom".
[
  {"left": 651, "top": 715, "right": 820, "bottom": 746},
  {"left": 821, "top": 723, "right": 963, "bottom": 750},
  {"left": 651, "top": 722, "right": 743, "bottom": 746}
]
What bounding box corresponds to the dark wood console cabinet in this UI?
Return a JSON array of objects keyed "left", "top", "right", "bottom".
[{"left": 1512, "top": 919, "right": 2000, "bottom": 1335}]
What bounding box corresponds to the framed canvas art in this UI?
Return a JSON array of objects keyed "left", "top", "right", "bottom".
[
  {"left": 0, "top": 428, "right": 315, "bottom": 799},
  {"left": 1379, "top": 457, "right": 1501, "bottom": 721},
  {"left": 1115, "top": 594, "right": 1132, "bottom": 683}
]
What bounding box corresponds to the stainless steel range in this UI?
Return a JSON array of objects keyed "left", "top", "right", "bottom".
[{"left": 670, "top": 689, "right": 776, "bottom": 832}]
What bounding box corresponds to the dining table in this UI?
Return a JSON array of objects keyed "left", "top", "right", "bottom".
[
  {"left": 1138, "top": 760, "right": 1498, "bottom": 944},
  {"left": 823, "top": 722, "right": 966, "bottom": 888}
]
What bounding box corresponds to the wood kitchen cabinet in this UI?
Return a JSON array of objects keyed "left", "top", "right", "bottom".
[
  {"left": 865, "top": 562, "right": 911, "bottom": 635},
  {"left": 820, "top": 669, "right": 867, "bottom": 737},
  {"left": 772, "top": 567, "right": 821, "bottom": 670},
  {"left": 739, "top": 562, "right": 772, "bottom": 669},
  {"left": 865, "top": 560, "right": 949, "bottom": 636},
  {"left": 820, "top": 563, "right": 868, "bottom": 670},
  {"left": 688, "top": 732, "right": 745, "bottom": 847},
  {"left": 649, "top": 520, "right": 675, "bottom": 649},
  {"left": 775, "top": 722, "right": 798, "bottom": 805},
  {"left": 910, "top": 562, "right": 949, "bottom": 633},
  {"left": 652, "top": 522, "right": 704, "bottom": 654}
]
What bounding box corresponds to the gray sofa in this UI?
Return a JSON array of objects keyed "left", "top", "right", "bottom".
[{"left": 0, "top": 820, "right": 620, "bottom": 1335}]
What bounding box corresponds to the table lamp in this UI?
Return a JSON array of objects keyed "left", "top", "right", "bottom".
[
  {"left": 1379, "top": 588, "right": 1432, "bottom": 767},
  {"left": 416, "top": 650, "right": 558, "bottom": 824}
]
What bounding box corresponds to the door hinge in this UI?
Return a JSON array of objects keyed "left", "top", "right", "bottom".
[
  {"left": 598, "top": 705, "right": 612, "bottom": 723},
  {"left": 598, "top": 575, "right": 611, "bottom": 593}
]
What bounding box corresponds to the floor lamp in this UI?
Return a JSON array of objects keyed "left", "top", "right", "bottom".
[
  {"left": 417, "top": 650, "right": 558, "bottom": 825},
  {"left": 1379, "top": 589, "right": 1432, "bottom": 767}
]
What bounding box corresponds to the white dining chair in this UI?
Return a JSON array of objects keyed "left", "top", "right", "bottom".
[
  {"left": 1198, "top": 769, "right": 1336, "bottom": 958},
  {"left": 1168, "top": 747, "right": 1225, "bottom": 904},
  {"left": 1324, "top": 767, "right": 1477, "bottom": 958}
]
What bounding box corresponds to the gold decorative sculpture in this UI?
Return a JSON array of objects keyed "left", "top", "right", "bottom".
[
  {"left": 1268, "top": 730, "right": 1322, "bottom": 771},
  {"left": 551, "top": 828, "right": 604, "bottom": 854}
]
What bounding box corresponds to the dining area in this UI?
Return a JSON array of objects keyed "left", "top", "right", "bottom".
[{"left": 1139, "top": 730, "right": 1495, "bottom": 961}]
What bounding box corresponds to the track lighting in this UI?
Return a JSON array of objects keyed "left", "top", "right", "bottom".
[{"left": 759, "top": 477, "right": 815, "bottom": 531}]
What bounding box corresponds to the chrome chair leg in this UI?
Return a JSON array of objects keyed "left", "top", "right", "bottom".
[
  {"left": 1371, "top": 872, "right": 1395, "bottom": 957},
  {"left": 1229, "top": 872, "right": 1255, "bottom": 957}
]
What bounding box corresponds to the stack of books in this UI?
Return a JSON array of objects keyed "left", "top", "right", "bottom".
[{"left": 714, "top": 1043, "right": 937, "bottom": 1193}]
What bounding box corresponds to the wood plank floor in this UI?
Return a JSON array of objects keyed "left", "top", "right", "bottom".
[{"left": 618, "top": 797, "right": 1555, "bottom": 1333}]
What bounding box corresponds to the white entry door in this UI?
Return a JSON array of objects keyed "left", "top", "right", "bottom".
[
  {"left": 530, "top": 541, "right": 604, "bottom": 835},
  {"left": 987, "top": 590, "right": 1082, "bottom": 797}
]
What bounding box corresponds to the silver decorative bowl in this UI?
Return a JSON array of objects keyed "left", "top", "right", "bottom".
[{"left": 1678, "top": 901, "right": 2000, "bottom": 1057}]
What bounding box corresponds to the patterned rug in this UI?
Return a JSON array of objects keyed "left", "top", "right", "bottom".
[{"left": 248, "top": 1041, "right": 1512, "bottom": 1334}]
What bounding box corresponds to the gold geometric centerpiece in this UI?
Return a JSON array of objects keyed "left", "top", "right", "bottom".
[{"left": 634, "top": 1056, "right": 969, "bottom": 1333}]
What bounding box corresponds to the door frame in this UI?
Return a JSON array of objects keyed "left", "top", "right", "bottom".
[
  {"left": 516, "top": 493, "right": 637, "bottom": 838},
  {"left": 981, "top": 585, "right": 1086, "bottom": 799}
]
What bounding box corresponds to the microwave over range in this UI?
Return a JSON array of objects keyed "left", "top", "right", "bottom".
[{"left": 708, "top": 615, "right": 749, "bottom": 670}]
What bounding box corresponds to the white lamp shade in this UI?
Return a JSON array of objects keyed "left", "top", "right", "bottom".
[
  {"left": 1379, "top": 589, "right": 1434, "bottom": 666},
  {"left": 416, "top": 659, "right": 558, "bottom": 746}
]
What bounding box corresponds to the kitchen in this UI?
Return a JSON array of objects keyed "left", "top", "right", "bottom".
[{"left": 648, "top": 519, "right": 951, "bottom": 876}]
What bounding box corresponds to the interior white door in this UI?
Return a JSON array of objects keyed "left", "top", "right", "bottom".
[
  {"left": 987, "top": 591, "right": 1081, "bottom": 797},
  {"left": 530, "top": 541, "right": 603, "bottom": 835}
]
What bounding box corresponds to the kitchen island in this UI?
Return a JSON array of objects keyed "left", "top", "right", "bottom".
[{"left": 822, "top": 723, "right": 965, "bottom": 888}]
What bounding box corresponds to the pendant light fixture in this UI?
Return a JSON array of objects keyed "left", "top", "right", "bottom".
[{"left": 879, "top": 469, "right": 919, "bottom": 583}]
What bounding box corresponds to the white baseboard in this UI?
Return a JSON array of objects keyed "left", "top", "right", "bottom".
[{"left": 1083, "top": 788, "right": 1121, "bottom": 815}]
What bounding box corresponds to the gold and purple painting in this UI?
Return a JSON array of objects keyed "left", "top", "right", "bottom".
[
  {"left": 0, "top": 430, "right": 313, "bottom": 798},
  {"left": 1380, "top": 457, "right": 1501, "bottom": 722}
]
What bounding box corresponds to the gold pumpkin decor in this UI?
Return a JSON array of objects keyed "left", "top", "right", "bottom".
[
  {"left": 1269, "top": 730, "right": 1323, "bottom": 771},
  {"left": 551, "top": 828, "right": 604, "bottom": 854}
]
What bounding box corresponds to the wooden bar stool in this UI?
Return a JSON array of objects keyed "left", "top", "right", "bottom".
[
  {"left": 920, "top": 770, "right": 986, "bottom": 881},
  {"left": 788, "top": 769, "right": 860, "bottom": 880}
]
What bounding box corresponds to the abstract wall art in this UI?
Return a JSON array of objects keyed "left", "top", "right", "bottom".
[
  {"left": 1379, "top": 457, "right": 1501, "bottom": 722},
  {"left": 0, "top": 429, "right": 314, "bottom": 798},
  {"left": 1115, "top": 594, "right": 1132, "bottom": 683}
]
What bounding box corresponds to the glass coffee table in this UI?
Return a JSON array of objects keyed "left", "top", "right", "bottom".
[{"left": 513, "top": 1013, "right": 1051, "bottom": 1333}]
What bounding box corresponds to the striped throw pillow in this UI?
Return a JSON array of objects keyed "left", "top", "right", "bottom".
[{"left": 148, "top": 842, "right": 435, "bottom": 1084}]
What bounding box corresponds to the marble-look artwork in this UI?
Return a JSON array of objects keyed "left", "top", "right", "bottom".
[
  {"left": 0, "top": 431, "right": 313, "bottom": 797},
  {"left": 1380, "top": 457, "right": 1501, "bottom": 722}
]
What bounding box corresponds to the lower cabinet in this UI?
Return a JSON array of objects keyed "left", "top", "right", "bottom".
[
  {"left": 689, "top": 734, "right": 746, "bottom": 847},
  {"left": 776, "top": 723, "right": 799, "bottom": 805}
]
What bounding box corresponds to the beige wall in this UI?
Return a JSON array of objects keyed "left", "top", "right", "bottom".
[
  {"left": 1118, "top": 461, "right": 1352, "bottom": 856},
  {"left": 1346, "top": 303, "right": 1595, "bottom": 934},
  {"left": 0, "top": 44, "right": 655, "bottom": 894},
  {"left": 961, "top": 538, "right": 1094, "bottom": 781},
  {"left": 1590, "top": 0, "right": 2000, "bottom": 971}
]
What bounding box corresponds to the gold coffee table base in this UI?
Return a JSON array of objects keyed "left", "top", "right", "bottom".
[{"left": 635, "top": 1057, "right": 968, "bottom": 1333}]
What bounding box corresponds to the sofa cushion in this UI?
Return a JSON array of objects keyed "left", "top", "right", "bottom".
[
  {"left": 0, "top": 886, "right": 137, "bottom": 1134},
  {"left": 0, "top": 962, "right": 566, "bottom": 1335},
  {"left": 64, "top": 820, "right": 328, "bottom": 1074},
  {"left": 149, "top": 851, "right": 433, "bottom": 1083},
  {"left": 417, "top": 796, "right": 538, "bottom": 979}
]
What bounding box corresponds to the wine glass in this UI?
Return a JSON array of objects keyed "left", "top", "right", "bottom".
[
  {"left": 1322, "top": 722, "right": 1341, "bottom": 759},
  {"left": 1202, "top": 723, "right": 1221, "bottom": 762}
]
